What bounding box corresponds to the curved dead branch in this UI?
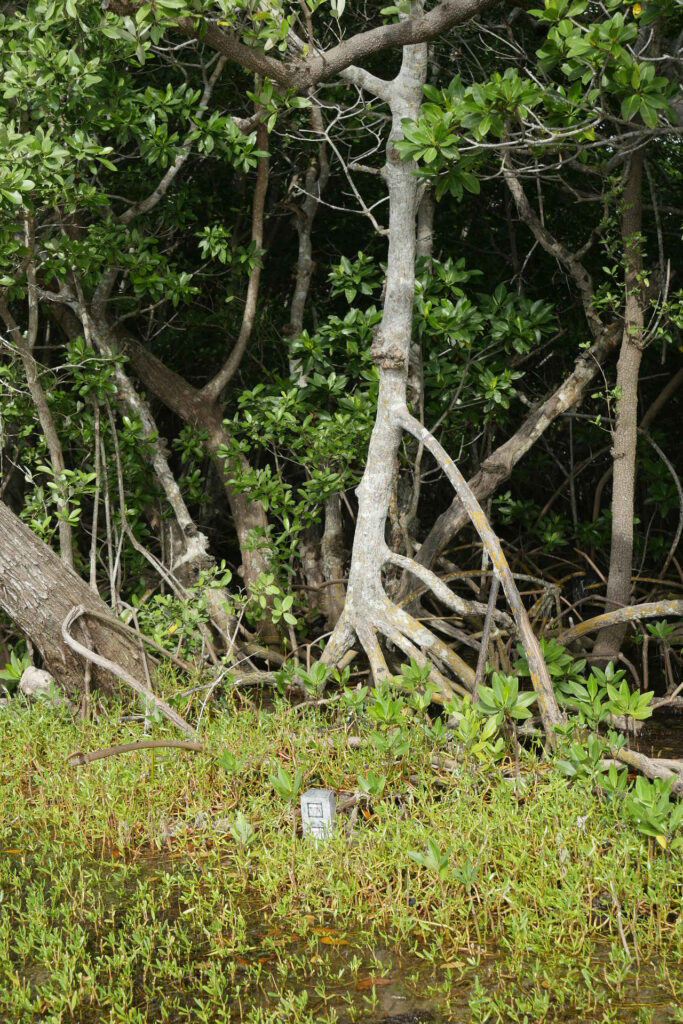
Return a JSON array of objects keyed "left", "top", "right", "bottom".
[
  {"left": 62, "top": 605, "right": 198, "bottom": 737},
  {"left": 68, "top": 739, "right": 206, "bottom": 767},
  {"left": 396, "top": 406, "right": 563, "bottom": 744}
]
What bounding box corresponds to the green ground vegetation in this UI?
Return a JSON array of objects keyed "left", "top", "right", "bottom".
[{"left": 1, "top": 670, "right": 681, "bottom": 1024}]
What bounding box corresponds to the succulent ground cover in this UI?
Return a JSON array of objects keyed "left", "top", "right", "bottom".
[{"left": 1, "top": 693, "right": 681, "bottom": 1024}]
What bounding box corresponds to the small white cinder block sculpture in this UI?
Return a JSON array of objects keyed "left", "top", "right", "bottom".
[{"left": 300, "top": 788, "right": 335, "bottom": 840}]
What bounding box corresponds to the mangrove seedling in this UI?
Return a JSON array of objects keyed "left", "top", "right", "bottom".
[{"left": 476, "top": 672, "right": 537, "bottom": 775}]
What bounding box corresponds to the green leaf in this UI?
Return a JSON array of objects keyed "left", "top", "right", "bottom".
[
  {"left": 639, "top": 99, "right": 658, "bottom": 128},
  {"left": 621, "top": 94, "right": 641, "bottom": 121}
]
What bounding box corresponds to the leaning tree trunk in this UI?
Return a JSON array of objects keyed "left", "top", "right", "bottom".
[
  {"left": 593, "top": 151, "right": 645, "bottom": 663},
  {"left": 0, "top": 500, "right": 144, "bottom": 699},
  {"left": 409, "top": 321, "right": 621, "bottom": 575},
  {"left": 320, "top": 16, "right": 562, "bottom": 744}
]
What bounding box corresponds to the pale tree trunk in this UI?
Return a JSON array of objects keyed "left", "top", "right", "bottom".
[
  {"left": 398, "top": 187, "right": 433, "bottom": 557},
  {"left": 0, "top": 500, "right": 143, "bottom": 699},
  {"left": 593, "top": 151, "right": 645, "bottom": 662},
  {"left": 409, "top": 155, "right": 619, "bottom": 575},
  {"left": 320, "top": 10, "right": 562, "bottom": 744},
  {"left": 93, "top": 321, "right": 212, "bottom": 579}
]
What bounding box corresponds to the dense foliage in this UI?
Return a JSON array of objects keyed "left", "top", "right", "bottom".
[{"left": 0, "top": 1, "right": 681, "bottom": 731}]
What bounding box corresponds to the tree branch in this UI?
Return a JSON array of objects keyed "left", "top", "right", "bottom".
[
  {"left": 558, "top": 600, "right": 683, "bottom": 645},
  {"left": 200, "top": 118, "right": 270, "bottom": 403},
  {"left": 340, "top": 65, "right": 392, "bottom": 103},
  {"left": 107, "top": 0, "right": 493, "bottom": 90},
  {"left": 386, "top": 549, "right": 512, "bottom": 627},
  {"left": 396, "top": 405, "right": 562, "bottom": 743},
  {"left": 413, "top": 322, "right": 621, "bottom": 572},
  {"left": 118, "top": 55, "right": 227, "bottom": 226},
  {"left": 67, "top": 739, "right": 206, "bottom": 766},
  {"left": 503, "top": 158, "right": 603, "bottom": 338},
  {"left": 62, "top": 605, "right": 198, "bottom": 737}
]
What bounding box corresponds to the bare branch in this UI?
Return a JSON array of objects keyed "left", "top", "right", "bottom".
[
  {"left": 0, "top": 226, "right": 74, "bottom": 568},
  {"left": 558, "top": 600, "right": 683, "bottom": 645},
  {"left": 107, "top": 0, "right": 493, "bottom": 90},
  {"left": 62, "top": 605, "right": 198, "bottom": 737},
  {"left": 118, "top": 56, "right": 227, "bottom": 226},
  {"left": 502, "top": 157, "right": 603, "bottom": 338},
  {"left": 340, "top": 65, "right": 392, "bottom": 103},
  {"left": 200, "top": 118, "right": 270, "bottom": 403},
  {"left": 68, "top": 739, "right": 206, "bottom": 766},
  {"left": 414, "top": 322, "right": 622, "bottom": 571},
  {"left": 386, "top": 549, "right": 512, "bottom": 627},
  {"left": 396, "top": 405, "right": 562, "bottom": 742}
]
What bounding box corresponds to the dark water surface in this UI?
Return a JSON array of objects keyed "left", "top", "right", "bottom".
[
  {"left": 4, "top": 844, "right": 680, "bottom": 1024},
  {"left": 632, "top": 707, "right": 683, "bottom": 760}
]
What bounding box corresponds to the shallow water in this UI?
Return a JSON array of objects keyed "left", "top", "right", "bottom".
[
  {"left": 2, "top": 706, "right": 681, "bottom": 1023},
  {"left": 633, "top": 707, "right": 683, "bottom": 760},
  {"left": 3, "top": 846, "right": 680, "bottom": 1024}
]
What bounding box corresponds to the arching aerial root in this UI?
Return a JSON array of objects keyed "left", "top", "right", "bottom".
[
  {"left": 322, "top": 598, "right": 472, "bottom": 701},
  {"left": 322, "top": 405, "right": 564, "bottom": 747}
]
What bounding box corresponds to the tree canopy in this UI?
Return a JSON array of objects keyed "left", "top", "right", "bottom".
[{"left": 0, "top": 0, "right": 681, "bottom": 727}]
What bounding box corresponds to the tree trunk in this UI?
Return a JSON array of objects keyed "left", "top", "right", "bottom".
[
  {"left": 0, "top": 500, "right": 144, "bottom": 699},
  {"left": 593, "top": 151, "right": 645, "bottom": 662},
  {"left": 319, "top": 15, "right": 562, "bottom": 742},
  {"left": 321, "top": 38, "right": 429, "bottom": 678},
  {"left": 118, "top": 333, "right": 280, "bottom": 643},
  {"left": 321, "top": 494, "right": 347, "bottom": 629}
]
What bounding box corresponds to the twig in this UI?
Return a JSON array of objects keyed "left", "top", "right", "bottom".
[
  {"left": 474, "top": 575, "right": 500, "bottom": 700},
  {"left": 67, "top": 739, "right": 206, "bottom": 767}
]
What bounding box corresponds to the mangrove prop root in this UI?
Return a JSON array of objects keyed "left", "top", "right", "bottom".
[
  {"left": 397, "top": 406, "right": 563, "bottom": 745},
  {"left": 615, "top": 746, "right": 683, "bottom": 797},
  {"left": 558, "top": 600, "right": 683, "bottom": 645}
]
